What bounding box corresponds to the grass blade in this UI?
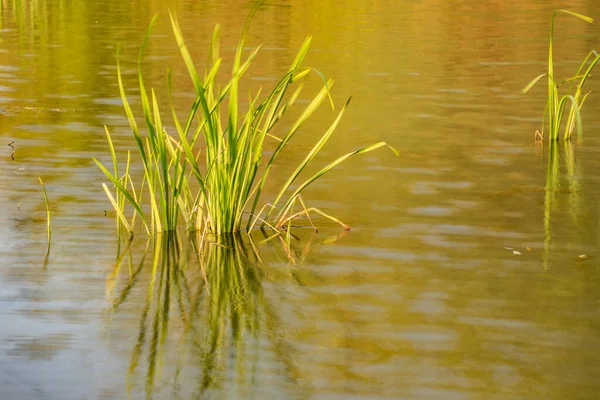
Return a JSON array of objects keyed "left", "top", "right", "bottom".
[
  {"left": 522, "top": 74, "right": 547, "bottom": 93},
  {"left": 275, "top": 142, "right": 398, "bottom": 223},
  {"left": 102, "top": 183, "right": 133, "bottom": 235},
  {"left": 38, "top": 177, "right": 51, "bottom": 248}
]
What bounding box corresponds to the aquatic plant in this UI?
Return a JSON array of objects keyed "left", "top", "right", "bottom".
[
  {"left": 95, "top": 11, "right": 396, "bottom": 236},
  {"left": 522, "top": 10, "right": 600, "bottom": 141}
]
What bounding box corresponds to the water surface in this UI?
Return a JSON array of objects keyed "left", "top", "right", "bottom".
[{"left": 1, "top": 1, "right": 600, "bottom": 399}]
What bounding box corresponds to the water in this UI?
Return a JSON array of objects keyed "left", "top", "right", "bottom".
[{"left": 2, "top": 1, "right": 600, "bottom": 399}]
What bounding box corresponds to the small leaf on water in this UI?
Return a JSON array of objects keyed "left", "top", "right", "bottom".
[
  {"left": 513, "top": 250, "right": 522, "bottom": 256},
  {"left": 578, "top": 254, "right": 589, "bottom": 260},
  {"left": 526, "top": 247, "right": 532, "bottom": 252}
]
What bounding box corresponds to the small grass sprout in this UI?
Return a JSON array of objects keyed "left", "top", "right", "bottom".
[
  {"left": 522, "top": 10, "right": 600, "bottom": 141},
  {"left": 95, "top": 11, "right": 397, "bottom": 236},
  {"left": 38, "top": 177, "right": 51, "bottom": 252}
]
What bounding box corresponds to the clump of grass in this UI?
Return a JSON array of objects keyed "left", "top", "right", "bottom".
[
  {"left": 522, "top": 10, "right": 600, "bottom": 141},
  {"left": 95, "top": 11, "right": 396, "bottom": 236}
]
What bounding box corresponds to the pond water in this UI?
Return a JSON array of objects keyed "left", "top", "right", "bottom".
[{"left": 2, "top": 0, "right": 600, "bottom": 399}]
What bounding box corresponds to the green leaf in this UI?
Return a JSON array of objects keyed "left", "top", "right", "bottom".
[{"left": 522, "top": 74, "right": 546, "bottom": 93}]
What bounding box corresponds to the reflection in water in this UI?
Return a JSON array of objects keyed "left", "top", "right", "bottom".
[
  {"left": 106, "top": 233, "right": 313, "bottom": 399},
  {"left": 543, "top": 141, "right": 581, "bottom": 269}
]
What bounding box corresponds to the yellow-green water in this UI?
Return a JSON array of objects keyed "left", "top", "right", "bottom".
[{"left": 2, "top": 1, "right": 600, "bottom": 399}]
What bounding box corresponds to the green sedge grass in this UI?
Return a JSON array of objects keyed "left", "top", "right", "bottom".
[
  {"left": 95, "top": 11, "right": 397, "bottom": 236},
  {"left": 523, "top": 10, "right": 600, "bottom": 141}
]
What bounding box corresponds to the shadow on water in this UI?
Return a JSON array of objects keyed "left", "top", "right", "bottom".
[
  {"left": 543, "top": 141, "right": 582, "bottom": 269},
  {"left": 105, "top": 231, "right": 316, "bottom": 399}
]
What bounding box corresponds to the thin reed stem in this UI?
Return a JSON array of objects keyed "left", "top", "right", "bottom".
[{"left": 38, "top": 177, "right": 51, "bottom": 248}]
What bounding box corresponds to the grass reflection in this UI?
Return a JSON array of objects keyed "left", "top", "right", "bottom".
[
  {"left": 0, "top": 0, "right": 50, "bottom": 42},
  {"left": 543, "top": 141, "right": 581, "bottom": 269},
  {"left": 106, "top": 232, "right": 312, "bottom": 398}
]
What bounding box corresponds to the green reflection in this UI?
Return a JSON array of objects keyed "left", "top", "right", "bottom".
[
  {"left": 107, "top": 232, "right": 311, "bottom": 398},
  {"left": 1, "top": 0, "right": 54, "bottom": 44},
  {"left": 543, "top": 141, "right": 581, "bottom": 269}
]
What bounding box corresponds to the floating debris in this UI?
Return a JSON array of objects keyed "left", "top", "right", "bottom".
[
  {"left": 504, "top": 246, "right": 529, "bottom": 255},
  {"left": 24, "top": 106, "right": 67, "bottom": 112},
  {"left": 8, "top": 141, "right": 15, "bottom": 161}
]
